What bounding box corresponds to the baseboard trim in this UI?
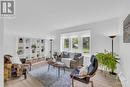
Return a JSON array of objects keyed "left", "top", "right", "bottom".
[{"left": 118, "top": 71, "right": 129, "bottom": 87}]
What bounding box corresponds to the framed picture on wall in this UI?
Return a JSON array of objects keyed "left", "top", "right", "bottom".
[{"left": 123, "top": 14, "right": 130, "bottom": 43}]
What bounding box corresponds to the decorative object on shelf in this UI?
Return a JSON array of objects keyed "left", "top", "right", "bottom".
[
  {"left": 18, "top": 47, "right": 24, "bottom": 49},
  {"left": 41, "top": 46, "right": 44, "bottom": 52},
  {"left": 31, "top": 44, "right": 36, "bottom": 53},
  {"left": 41, "top": 40, "right": 44, "bottom": 43},
  {"left": 31, "top": 44, "right": 36, "bottom": 49},
  {"left": 123, "top": 13, "right": 130, "bottom": 43},
  {"left": 17, "top": 50, "right": 24, "bottom": 55},
  {"left": 96, "top": 50, "right": 119, "bottom": 75},
  {"left": 17, "top": 37, "right": 46, "bottom": 59},
  {"left": 37, "top": 54, "right": 39, "bottom": 57},
  {"left": 37, "top": 40, "right": 40, "bottom": 43},
  {"left": 41, "top": 49, "right": 44, "bottom": 52},
  {"left": 19, "top": 38, "right": 23, "bottom": 43},
  {"left": 109, "top": 35, "right": 116, "bottom": 57},
  {"left": 32, "top": 49, "right": 35, "bottom": 53},
  {"left": 26, "top": 47, "right": 29, "bottom": 49},
  {"left": 26, "top": 39, "right": 30, "bottom": 43}
]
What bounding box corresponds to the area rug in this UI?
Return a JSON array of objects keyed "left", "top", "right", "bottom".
[{"left": 29, "top": 65, "right": 72, "bottom": 87}]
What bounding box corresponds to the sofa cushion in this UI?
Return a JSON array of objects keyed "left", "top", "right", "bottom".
[
  {"left": 69, "top": 53, "right": 75, "bottom": 58},
  {"left": 74, "top": 53, "right": 82, "bottom": 58},
  {"left": 62, "top": 52, "right": 69, "bottom": 58},
  {"left": 74, "top": 56, "right": 83, "bottom": 60},
  {"left": 79, "top": 66, "right": 88, "bottom": 76}
]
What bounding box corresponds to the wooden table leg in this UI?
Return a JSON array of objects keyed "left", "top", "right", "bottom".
[
  {"left": 64, "top": 67, "right": 65, "bottom": 73},
  {"left": 58, "top": 67, "right": 60, "bottom": 78},
  {"left": 30, "top": 63, "right": 31, "bottom": 71},
  {"left": 48, "top": 64, "right": 50, "bottom": 71}
]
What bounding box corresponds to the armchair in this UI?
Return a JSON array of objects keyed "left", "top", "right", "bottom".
[
  {"left": 70, "top": 55, "right": 98, "bottom": 87},
  {"left": 4, "top": 55, "right": 27, "bottom": 81},
  {"left": 61, "top": 52, "right": 83, "bottom": 68},
  {"left": 70, "top": 56, "right": 84, "bottom": 68}
]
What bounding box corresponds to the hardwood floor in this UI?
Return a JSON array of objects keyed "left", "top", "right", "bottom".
[
  {"left": 5, "top": 75, "right": 45, "bottom": 87},
  {"left": 5, "top": 61, "right": 46, "bottom": 87},
  {"left": 5, "top": 61, "right": 122, "bottom": 87}
]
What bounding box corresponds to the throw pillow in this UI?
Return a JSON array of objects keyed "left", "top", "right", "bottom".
[
  {"left": 79, "top": 66, "right": 88, "bottom": 76},
  {"left": 74, "top": 56, "right": 83, "bottom": 60},
  {"left": 69, "top": 53, "right": 75, "bottom": 58},
  {"left": 74, "top": 53, "right": 82, "bottom": 58},
  {"left": 63, "top": 52, "right": 69, "bottom": 58},
  {"left": 12, "top": 57, "right": 22, "bottom": 64}
]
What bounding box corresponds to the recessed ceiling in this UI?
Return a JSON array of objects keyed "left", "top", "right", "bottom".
[{"left": 4, "top": 0, "right": 125, "bottom": 35}]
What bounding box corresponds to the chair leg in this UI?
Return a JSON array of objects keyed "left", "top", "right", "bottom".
[
  {"left": 23, "top": 69, "right": 27, "bottom": 79},
  {"left": 90, "top": 81, "right": 94, "bottom": 87},
  {"left": 72, "top": 78, "right": 74, "bottom": 87}
]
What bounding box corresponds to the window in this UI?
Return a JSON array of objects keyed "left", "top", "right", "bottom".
[
  {"left": 83, "top": 37, "right": 90, "bottom": 55},
  {"left": 60, "top": 30, "right": 90, "bottom": 56},
  {"left": 72, "top": 37, "right": 78, "bottom": 49},
  {"left": 64, "top": 38, "right": 69, "bottom": 49}
]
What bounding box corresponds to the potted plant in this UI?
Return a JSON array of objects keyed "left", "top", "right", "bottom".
[
  {"left": 17, "top": 50, "right": 24, "bottom": 55},
  {"left": 96, "top": 50, "right": 119, "bottom": 75},
  {"left": 31, "top": 44, "right": 36, "bottom": 49}
]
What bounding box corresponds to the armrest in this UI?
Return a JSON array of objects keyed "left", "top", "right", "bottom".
[
  {"left": 77, "top": 66, "right": 83, "bottom": 69},
  {"left": 87, "top": 73, "right": 96, "bottom": 77},
  {"left": 71, "top": 60, "right": 76, "bottom": 62},
  {"left": 71, "top": 74, "right": 87, "bottom": 79}
]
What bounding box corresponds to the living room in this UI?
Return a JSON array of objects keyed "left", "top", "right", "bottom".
[{"left": 0, "top": 0, "right": 130, "bottom": 87}]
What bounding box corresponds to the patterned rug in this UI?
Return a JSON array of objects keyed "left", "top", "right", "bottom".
[
  {"left": 29, "top": 65, "right": 72, "bottom": 87},
  {"left": 29, "top": 64, "right": 122, "bottom": 87}
]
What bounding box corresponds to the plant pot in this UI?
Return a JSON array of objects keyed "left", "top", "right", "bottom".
[
  {"left": 20, "top": 59, "right": 26, "bottom": 64},
  {"left": 102, "top": 70, "right": 119, "bottom": 80},
  {"left": 109, "top": 72, "right": 117, "bottom": 75}
]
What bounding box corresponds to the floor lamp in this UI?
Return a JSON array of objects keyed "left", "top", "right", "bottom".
[
  {"left": 50, "top": 39, "right": 53, "bottom": 58},
  {"left": 109, "top": 35, "right": 116, "bottom": 57}
]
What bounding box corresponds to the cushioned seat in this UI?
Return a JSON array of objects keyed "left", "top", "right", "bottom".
[{"left": 70, "top": 55, "right": 98, "bottom": 87}]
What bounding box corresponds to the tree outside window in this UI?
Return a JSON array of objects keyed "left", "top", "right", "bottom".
[
  {"left": 64, "top": 38, "right": 69, "bottom": 49},
  {"left": 72, "top": 37, "right": 78, "bottom": 49},
  {"left": 83, "top": 37, "right": 90, "bottom": 54}
]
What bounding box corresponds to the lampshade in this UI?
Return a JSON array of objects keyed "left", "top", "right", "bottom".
[{"left": 109, "top": 35, "right": 116, "bottom": 38}]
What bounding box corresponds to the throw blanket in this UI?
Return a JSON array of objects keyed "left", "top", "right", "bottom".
[{"left": 61, "top": 58, "right": 73, "bottom": 68}]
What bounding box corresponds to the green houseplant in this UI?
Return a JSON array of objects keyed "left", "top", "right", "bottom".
[
  {"left": 96, "top": 50, "right": 119, "bottom": 75},
  {"left": 31, "top": 44, "right": 36, "bottom": 49}
]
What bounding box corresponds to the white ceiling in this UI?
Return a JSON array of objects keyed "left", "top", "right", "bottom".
[{"left": 4, "top": 0, "right": 126, "bottom": 35}]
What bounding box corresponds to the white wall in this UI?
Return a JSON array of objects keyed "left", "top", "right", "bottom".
[
  {"left": 0, "top": 18, "right": 4, "bottom": 87},
  {"left": 3, "top": 32, "right": 17, "bottom": 58},
  {"left": 118, "top": 0, "right": 130, "bottom": 87},
  {"left": 91, "top": 18, "right": 120, "bottom": 54},
  {"left": 52, "top": 18, "right": 120, "bottom": 55},
  {"left": 3, "top": 32, "right": 51, "bottom": 60},
  {"left": 119, "top": 16, "right": 130, "bottom": 87}
]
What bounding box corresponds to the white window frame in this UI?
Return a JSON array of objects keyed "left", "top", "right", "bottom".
[
  {"left": 60, "top": 30, "right": 91, "bottom": 56},
  {"left": 81, "top": 36, "right": 91, "bottom": 56}
]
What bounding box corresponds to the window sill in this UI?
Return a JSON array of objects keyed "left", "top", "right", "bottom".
[{"left": 82, "top": 54, "right": 91, "bottom": 57}]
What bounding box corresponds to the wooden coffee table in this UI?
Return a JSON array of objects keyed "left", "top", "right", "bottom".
[{"left": 48, "top": 61, "right": 66, "bottom": 78}]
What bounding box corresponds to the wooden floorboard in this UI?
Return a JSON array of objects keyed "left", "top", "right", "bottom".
[
  {"left": 5, "top": 75, "right": 45, "bottom": 87},
  {"left": 5, "top": 61, "right": 122, "bottom": 87}
]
